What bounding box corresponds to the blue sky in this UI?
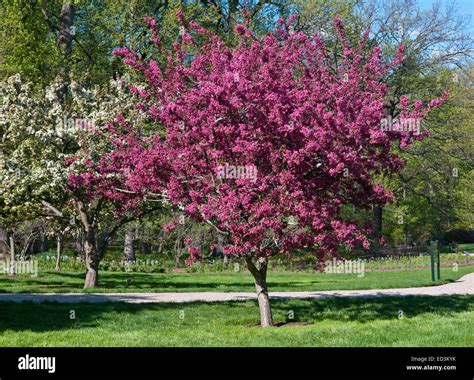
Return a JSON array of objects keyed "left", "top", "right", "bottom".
[{"left": 417, "top": 0, "right": 473, "bottom": 32}]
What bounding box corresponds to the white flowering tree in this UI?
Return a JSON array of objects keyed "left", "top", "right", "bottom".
[{"left": 0, "top": 74, "right": 145, "bottom": 287}]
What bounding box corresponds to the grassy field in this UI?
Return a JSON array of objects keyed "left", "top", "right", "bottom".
[
  {"left": 1, "top": 266, "right": 472, "bottom": 347},
  {"left": 0, "top": 265, "right": 472, "bottom": 293},
  {"left": 0, "top": 296, "right": 472, "bottom": 346}
]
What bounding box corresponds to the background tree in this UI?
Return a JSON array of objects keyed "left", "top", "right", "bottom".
[
  {"left": 297, "top": 0, "right": 473, "bottom": 248},
  {"left": 0, "top": 0, "right": 61, "bottom": 84},
  {"left": 0, "top": 75, "right": 147, "bottom": 287}
]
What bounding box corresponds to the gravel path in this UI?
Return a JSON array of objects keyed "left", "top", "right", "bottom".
[{"left": 0, "top": 272, "right": 472, "bottom": 304}]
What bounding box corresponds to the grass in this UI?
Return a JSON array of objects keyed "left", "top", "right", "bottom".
[
  {"left": 463, "top": 243, "right": 474, "bottom": 251},
  {"left": 0, "top": 265, "right": 472, "bottom": 293},
  {"left": 0, "top": 296, "right": 472, "bottom": 346}
]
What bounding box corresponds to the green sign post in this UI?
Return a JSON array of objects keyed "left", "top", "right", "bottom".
[{"left": 430, "top": 240, "right": 441, "bottom": 281}]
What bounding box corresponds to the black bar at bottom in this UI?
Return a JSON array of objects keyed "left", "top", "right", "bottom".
[{"left": 0, "top": 347, "right": 471, "bottom": 379}]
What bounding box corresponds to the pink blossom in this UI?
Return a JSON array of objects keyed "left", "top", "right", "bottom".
[
  {"left": 143, "top": 16, "right": 157, "bottom": 27},
  {"left": 97, "top": 16, "right": 446, "bottom": 262}
]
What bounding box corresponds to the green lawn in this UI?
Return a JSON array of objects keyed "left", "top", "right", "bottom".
[
  {"left": 0, "top": 265, "right": 472, "bottom": 293},
  {"left": 0, "top": 296, "right": 472, "bottom": 346},
  {"left": 1, "top": 267, "right": 472, "bottom": 347}
]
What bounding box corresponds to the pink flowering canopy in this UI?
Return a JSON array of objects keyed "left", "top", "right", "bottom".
[{"left": 106, "top": 13, "right": 446, "bottom": 263}]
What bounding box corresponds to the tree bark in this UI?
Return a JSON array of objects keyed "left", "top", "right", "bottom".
[
  {"left": 123, "top": 228, "right": 136, "bottom": 262},
  {"left": 56, "top": 1, "right": 75, "bottom": 100},
  {"left": 157, "top": 231, "right": 164, "bottom": 254},
  {"left": 9, "top": 235, "right": 16, "bottom": 276},
  {"left": 174, "top": 228, "right": 182, "bottom": 268},
  {"left": 246, "top": 257, "right": 273, "bottom": 327},
  {"left": 174, "top": 238, "right": 181, "bottom": 268},
  {"left": 139, "top": 241, "right": 151, "bottom": 255},
  {"left": 216, "top": 232, "right": 228, "bottom": 263},
  {"left": 75, "top": 231, "right": 83, "bottom": 257},
  {"left": 40, "top": 233, "right": 49, "bottom": 253},
  {"left": 83, "top": 230, "right": 99, "bottom": 288},
  {"left": 372, "top": 205, "right": 383, "bottom": 253},
  {"left": 75, "top": 199, "right": 132, "bottom": 288},
  {"left": 76, "top": 200, "right": 100, "bottom": 289},
  {"left": 55, "top": 234, "right": 63, "bottom": 272},
  {"left": 373, "top": 206, "right": 383, "bottom": 238}
]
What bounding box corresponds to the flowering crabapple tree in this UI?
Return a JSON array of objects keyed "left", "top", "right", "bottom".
[
  {"left": 108, "top": 13, "right": 446, "bottom": 326},
  {"left": 0, "top": 75, "right": 146, "bottom": 288}
]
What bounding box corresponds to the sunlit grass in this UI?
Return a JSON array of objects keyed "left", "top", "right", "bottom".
[
  {"left": 0, "top": 265, "right": 472, "bottom": 294},
  {"left": 0, "top": 296, "right": 472, "bottom": 346}
]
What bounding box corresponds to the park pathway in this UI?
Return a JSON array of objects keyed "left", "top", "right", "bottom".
[{"left": 0, "top": 273, "right": 473, "bottom": 304}]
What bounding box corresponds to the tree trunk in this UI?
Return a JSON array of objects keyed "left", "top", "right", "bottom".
[
  {"left": 371, "top": 205, "right": 383, "bottom": 253},
  {"left": 174, "top": 239, "right": 181, "bottom": 268},
  {"left": 246, "top": 257, "right": 273, "bottom": 327},
  {"left": 56, "top": 1, "right": 75, "bottom": 100},
  {"left": 9, "top": 235, "right": 16, "bottom": 276},
  {"left": 139, "top": 241, "right": 151, "bottom": 255},
  {"left": 216, "top": 232, "right": 228, "bottom": 263},
  {"left": 174, "top": 230, "right": 182, "bottom": 268},
  {"left": 83, "top": 231, "right": 99, "bottom": 288},
  {"left": 55, "top": 234, "right": 63, "bottom": 272},
  {"left": 42, "top": 233, "right": 49, "bottom": 253},
  {"left": 30, "top": 226, "right": 47, "bottom": 255},
  {"left": 75, "top": 231, "right": 83, "bottom": 256},
  {"left": 157, "top": 231, "right": 164, "bottom": 254},
  {"left": 123, "top": 228, "right": 136, "bottom": 262},
  {"left": 255, "top": 277, "right": 273, "bottom": 327}
]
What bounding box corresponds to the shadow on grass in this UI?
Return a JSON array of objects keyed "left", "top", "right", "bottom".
[
  {"left": 0, "top": 295, "right": 472, "bottom": 334},
  {"left": 0, "top": 268, "right": 469, "bottom": 293},
  {"left": 1, "top": 272, "right": 327, "bottom": 292},
  {"left": 271, "top": 296, "right": 474, "bottom": 323}
]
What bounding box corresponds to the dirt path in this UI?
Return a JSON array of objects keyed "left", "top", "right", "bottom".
[{"left": 0, "top": 272, "right": 472, "bottom": 304}]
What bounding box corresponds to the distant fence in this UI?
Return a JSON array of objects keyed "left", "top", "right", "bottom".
[{"left": 361, "top": 244, "right": 429, "bottom": 259}]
